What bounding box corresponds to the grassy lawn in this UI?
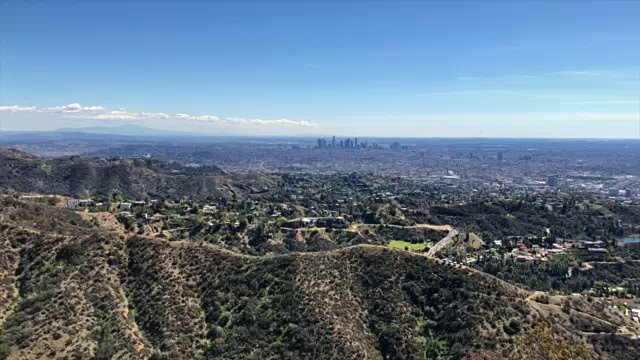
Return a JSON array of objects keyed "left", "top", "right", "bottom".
[{"left": 388, "top": 240, "right": 431, "bottom": 252}]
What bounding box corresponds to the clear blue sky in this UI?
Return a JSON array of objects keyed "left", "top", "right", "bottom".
[{"left": 1, "top": 1, "right": 639, "bottom": 137}]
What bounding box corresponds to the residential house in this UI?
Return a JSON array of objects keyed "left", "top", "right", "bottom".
[{"left": 118, "top": 203, "right": 132, "bottom": 211}]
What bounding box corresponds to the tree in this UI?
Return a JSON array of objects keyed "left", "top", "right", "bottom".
[
  {"left": 509, "top": 322, "right": 592, "bottom": 359},
  {"left": 112, "top": 192, "right": 124, "bottom": 202},
  {"left": 0, "top": 342, "right": 11, "bottom": 360},
  {"left": 422, "top": 332, "right": 454, "bottom": 360},
  {"left": 149, "top": 351, "right": 169, "bottom": 360}
]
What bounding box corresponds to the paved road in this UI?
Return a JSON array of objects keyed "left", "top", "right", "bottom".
[{"left": 426, "top": 229, "right": 459, "bottom": 258}]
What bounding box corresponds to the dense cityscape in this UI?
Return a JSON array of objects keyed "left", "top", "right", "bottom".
[{"left": 3, "top": 136, "right": 640, "bottom": 360}]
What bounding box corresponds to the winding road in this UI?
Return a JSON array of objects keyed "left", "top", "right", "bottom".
[{"left": 426, "top": 228, "right": 459, "bottom": 258}]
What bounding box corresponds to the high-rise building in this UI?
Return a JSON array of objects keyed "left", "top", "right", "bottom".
[
  {"left": 332, "top": 136, "right": 336, "bottom": 148},
  {"left": 317, "top": 138, "right": 323, "bottom": 149},
  {"left": 497, "top": 151, "right": 504, "bottom": 161},
  {"left": 546, "top": 176, "right": 558, "bottom": 187},
  {"left": 355, "top": 138, "right": 358, "bottom": 148}
]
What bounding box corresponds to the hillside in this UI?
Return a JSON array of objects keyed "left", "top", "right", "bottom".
[
  {"left": 1, "top": 198, "right": 639, "bottom": 359},
  {"left": 0, "top": 148, "right": 269, "bottom": 200}
]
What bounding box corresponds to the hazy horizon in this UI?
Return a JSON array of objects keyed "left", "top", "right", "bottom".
[{"left": 3, "top": 124, "right": 640, "bottom": 142}]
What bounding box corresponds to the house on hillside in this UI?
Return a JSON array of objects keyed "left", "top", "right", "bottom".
[
  {"left": 588, "top": 248, "right": 608, "bottom": 254},
  {"left": 118, "top": 202, "right": 132, "bottom": 211},
  {"left": 203, "top": 205, "right": 218, "bottom": 214},
  {"left": 78, "top": 199, "right": 95, "bottom": 207},
  {"left": 65, "top": 199, "right": 81, "bottom": 207},
  {"left": 583, "top": 240, "right": 605, "bottom": 248}
]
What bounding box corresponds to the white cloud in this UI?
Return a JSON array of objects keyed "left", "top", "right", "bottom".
[
  {"left": 41, "top": 103, "right": 105, "bottom": 113},
  {"left": 222, "top": 117, "right": 317, "bottom": 126},
  {"left": 64, "top": 110, "right": 172, "bottom": 121},
  {"left": 191, "top": 115, "right": 220, "bottom": 122},
  {"left": 174, "top": 114, "right": 316, "bottom": 126},
  {"left": 141, "top": 112, "right": 171, "bottom": 119},
  {"left": 89, "top": 114, "right": 139, "bottom": 120},
  {"left": 2, "top": 103, "right": 317, "bottom": 127},
  {"left": 0, "top": 105, "right": 36, "bottom": 112},
  {"left": 172, "top": 113, "right": 219, "bottom": 122}
]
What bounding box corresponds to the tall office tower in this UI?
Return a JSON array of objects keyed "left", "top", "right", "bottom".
[
  {"left": 497, "top": 151, "right": 503, "bottom": 161},
  {"left": 355, "top": 138, "right": 358, "bottom": 147},
  {"left": 332, "top": 136, "right": 336, "bottom": 148}
]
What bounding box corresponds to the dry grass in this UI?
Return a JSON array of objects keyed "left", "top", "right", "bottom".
[{"left": 1, "top": 199, "right": 638, "bottom": 359}]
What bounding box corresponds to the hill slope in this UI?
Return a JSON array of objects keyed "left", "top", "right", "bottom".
[
  {"left": 0, "top": 198, "right": 639, "bottom": 359},
  {"left": 0, "top": 148, "right": 268, "bottom": 199}
]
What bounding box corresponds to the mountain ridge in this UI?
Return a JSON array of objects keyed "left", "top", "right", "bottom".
[
  {"left": 0, "top": 147, "right": 271, "bottom": 200},
  {"left": 1, "top": 197, "right": 639, "bottom": 359}
]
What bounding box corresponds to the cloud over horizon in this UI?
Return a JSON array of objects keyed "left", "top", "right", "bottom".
[
  {"left": 0, "top": 105, "right": 37, "bottom": 112},
  {"left": 0, "top": 103, "right": 318, "bottom": 127},
  {"left": 40, "top": 103, "right": 106, "bottom": 113}
]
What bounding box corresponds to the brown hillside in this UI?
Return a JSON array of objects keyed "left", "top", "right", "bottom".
[
  {"left": 0, "top": 198, "right": 638, "bottom": 359},
  {"left": 0, "top": 148, "right": 268, "bottom": 200}
]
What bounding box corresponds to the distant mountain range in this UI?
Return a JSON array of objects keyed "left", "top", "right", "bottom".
[
  {"left": 0, "top": 125, "right": 210, "bottom": 143},
  {"left": 1, "top": 125, "right": 324, "bottom": 141},
  {"left": 56, "top": 124, "right": 202, "bottom": 137}
]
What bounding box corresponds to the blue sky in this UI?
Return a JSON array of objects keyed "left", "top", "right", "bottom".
[{"left": 1, "top": 1, "right": 639, "bottom": 137}]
